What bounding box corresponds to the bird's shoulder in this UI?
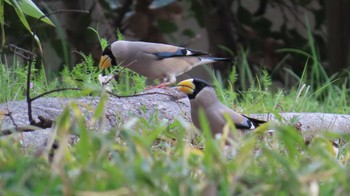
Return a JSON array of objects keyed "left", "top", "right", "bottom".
[
  {"left": 217, "top": 105, "right": 244, "bottom": 122},
  {"left": 217, "top": 105, "right": 259, "bottom": 130}
]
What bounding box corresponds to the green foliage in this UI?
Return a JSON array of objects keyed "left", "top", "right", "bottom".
[
  {"left": 1, "top": 103, "right": 350, "bottom": 195},
  {"left": 0, "top": 61, "right": 26, "bottom": 102},
  {"left": 0, "top": 51, "right": 148, "bottom": 102},
  {"left": 1, "top": 0, "right": 54, "bottom": 49},
  {"left": 0, "top": 0, "right": 4, "bottom": 46},
  {"left": 116, "top": 28, "right": 124, "bottom": 41},
  {"left": 211, "top": 60, "right": 350, "bottom": 115},
  {"left": 88, "top": 27, "right": 108, "bottom": 50},
  {"left": 4, "top": 0, "right": 54, "bottom": 26}
]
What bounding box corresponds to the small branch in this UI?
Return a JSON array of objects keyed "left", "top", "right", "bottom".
[
  {"left": 0, "top": 125, "right": 43, "bottom": 137},
  {"left": 26, "top": 58, "right": 34, "bottom": 124},
  {"left": 101, "top": 60, "right": 137, "bottom": 86},
  {"left": 107, "top": 90, "right": 179, "bottom": 100},
  {"left": 31, "top": 88, "right": 82, "bottom": 102},
  {"left": 25, "top": 9, "right": 89, "bottom": 126},
  {"left": 6, "top": 103, "right": 18, "bottom": 127},
  {"left": 6, "top": 44, "right": 36, "bottom": 60}
]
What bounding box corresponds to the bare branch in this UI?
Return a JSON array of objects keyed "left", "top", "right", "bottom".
[
  {"left": 25, "top": 9, "right": 90, "bottom": 125},
  {"left": 6, "top": 106, "right": 18, "bottom": 128},
  {"left": 31, "top": 88, "right": 82, "bottom": 102},
  {"left": 0, "top": 125, "right": 43, "bottom": 137},
  {"left": 106, "top": 90, "right": 178, "bottom": 100},
  {"left": 6, "top": 44, "right": 36, "bottom": 60}
]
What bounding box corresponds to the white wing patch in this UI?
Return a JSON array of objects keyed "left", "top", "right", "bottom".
[{"left": 185, "top": 50, "right": 193, "bottom": 56}]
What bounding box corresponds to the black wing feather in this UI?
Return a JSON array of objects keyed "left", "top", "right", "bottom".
[
  {"left": 154, "top": 48, "right": 209, "bottom": 59},
  {"left": 235, "top": 115, "right": 266, "bottom": 130}
]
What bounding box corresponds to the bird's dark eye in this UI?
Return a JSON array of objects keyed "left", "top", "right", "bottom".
[
  {"left": 102, "top": 45, "right": 112, "bottom": 55},
  {"left": 192, "top": 78, "right": 211, "bottom": 91}
]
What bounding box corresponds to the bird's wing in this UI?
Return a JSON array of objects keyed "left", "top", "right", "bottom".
[
  {"left": 126, "top": 41, "right": 209, "bottom": 59},
  {"left": 219, "top": 107, "right": 265, "bottom": 130},
  {"left": 242, "top": 114, "right": 266, "bottom": 128},
  {"left": 153, "top": 48, "right": 209, "bottom": 59}
]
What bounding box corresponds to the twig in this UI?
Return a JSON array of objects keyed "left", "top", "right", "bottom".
[
  {"left": 6, "top": 102, "right": 18, "bottom": 127},
  {"left": 31, "top": 88, "right": 82, "bottom": 102},
  {"left": 106, "top": 90, "right": 179, "bottom": 100},
  {"left": 0, "top": 125, "right": 43, "bottom": 137},
  {"left": 25, "top": 9, "right": 89, "bottom": 126},
  {"left": 26, "top": 56, "right": 34, "bottom": 124},
  {"left": 103, "top": 60, "right": 137, "bottom": 85},
  {"left": 6, "top": 44, "right": 36, "bottom": 60}
]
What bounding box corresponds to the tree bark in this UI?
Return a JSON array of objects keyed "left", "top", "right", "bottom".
[
  {"left": 62, "top": 0, "right": 91, "bottom": 66},
  {"left": 201, "top": 0, "right": 237, "bottom": 78},
  {"left": 1, "top": 87, "right": 350, "bottom": 150},
  {"left": 326, "top": 0, "right": 350, "bottom": 73}
]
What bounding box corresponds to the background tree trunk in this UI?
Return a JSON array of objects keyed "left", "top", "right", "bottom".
[
  {"left": 201, "top": 0, "right": 237, "bottom": 78},
  {"left": 326, "top": 0, "right": 350, "bottom": 73}
]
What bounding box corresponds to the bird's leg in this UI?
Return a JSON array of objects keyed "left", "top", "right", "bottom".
[
  {"left": 98, "top": 74, "right": 114, "bottom": 91},
  {"left": 98, "top": 74, "right": 115, "bottom": 85},
  {"left": 144, "top": 75, "right": 175, "bottom": 90},
  {"left": 144, "top": 82, "right": 172, "bottom": 90},
  {"left": 145, "top": 82, "right": 171, "bottom": 90}
]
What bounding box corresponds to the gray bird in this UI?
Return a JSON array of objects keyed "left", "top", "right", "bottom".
[
  {"left": 177, "top": 78, "right": 266, "bottom": 135},
  {"left": 98, "top": 41, "right": 231, "bottom": 85}
]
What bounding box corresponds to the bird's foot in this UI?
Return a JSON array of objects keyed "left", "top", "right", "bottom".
[
  {"left": 98, "top": 74, "right": 114, "bottom": 85},
  {"left": 145, "top": 82, "right": 171, "bottom": 90},
  {"left": 98, "top": 74, "right": 114, "bottom": 91}
]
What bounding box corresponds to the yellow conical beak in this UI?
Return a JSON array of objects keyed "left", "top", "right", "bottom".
[
  {"left": 98, "top": 55, "right": 112, "bottom": 70},
  {"left": 177, "top": 79, "right": 195, "bottom": 94}
]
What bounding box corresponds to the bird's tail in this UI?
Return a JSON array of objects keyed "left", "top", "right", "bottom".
[
  {"left": 194, "top": 57, "right": 232, "bottom": 66},
  {"left": 243, "top": 115, "right": 267, "bottom": 128},
  {"left": 206, "top": 57, "right": 232, "bottom": 62}
]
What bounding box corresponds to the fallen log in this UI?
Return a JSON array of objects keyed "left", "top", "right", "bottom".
[{"left": 0, "top": 88, "right": 349, "bottom": 149}]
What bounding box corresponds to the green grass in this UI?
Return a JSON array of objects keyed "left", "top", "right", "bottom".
[
  {"left": 0, "top": 52, "right": 148, "bottom": 102},
  {"left": 1, "top": 103, "right": 350, "bottom": 195}
]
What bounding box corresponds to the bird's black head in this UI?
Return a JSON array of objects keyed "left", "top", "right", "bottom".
[
  {"left": 98, "top": 44, "right": 117, "bottom": 73},
  {"left": 101, "top": 44, "right": 117, "bottom": 65},
  {"left": 177, "top": 78, "right": 212, "bottom": 99}
]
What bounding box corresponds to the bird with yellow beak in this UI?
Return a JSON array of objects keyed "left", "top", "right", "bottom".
[
  {"left": 98, "top": 41, "right": 231, "bottom": 86},
  {"left": 177, "top": 78, "right": 266, "bottom": 135}
]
